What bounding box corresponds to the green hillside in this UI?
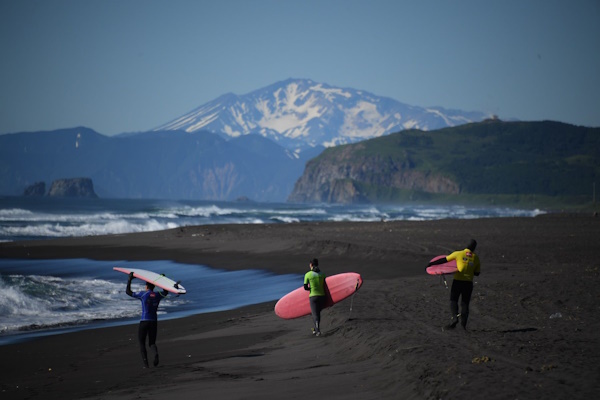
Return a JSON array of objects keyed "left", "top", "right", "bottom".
[{"left": 292, "top": 120, "right": 600, "bottom": 208}]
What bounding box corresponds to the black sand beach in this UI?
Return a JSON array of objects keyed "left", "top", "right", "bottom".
[{"left": 1, "top": 214, "right": 599, "bottom": 399}]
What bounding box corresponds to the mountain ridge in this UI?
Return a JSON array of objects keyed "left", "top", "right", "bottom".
[
  {"left": 154, "top": 78, "right": 493, "bottom": 151},
  {"left": 3, "top": 120, "right": 598, "bottom": 206},
  {"left": 0, "top": 128, "right": 313, "bottom": 202}
]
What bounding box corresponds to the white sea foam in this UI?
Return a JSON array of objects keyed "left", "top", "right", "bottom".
[
  {"left": 0, "top": 198, "right": 546, "bottom": 242},
  {"left": 267, "top": 207, "right": 328, "bottom": 216},
  {"left": 0, "top": 208, "right": 35, "bottom": 219},
  {"left": 271, "top": 216, "right": 300, "bottom": 223},
  {"left": 172, "top": 204, "right": 241, "bottom": 217},
  {"left": 0, "top": 219, "right": 179, "bottom": 238},
  {"left": 0, "top": 258, "right": 300, "bottom": 343},
  {"left": 0, "top": 274, "right": 130, "bottom": 334}
]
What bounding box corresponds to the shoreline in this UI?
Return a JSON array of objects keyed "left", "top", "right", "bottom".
[{"left": 1, "top": 214, "right": 599, "bottom": 399}]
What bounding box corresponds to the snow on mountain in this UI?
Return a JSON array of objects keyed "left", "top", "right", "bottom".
[{"left": 154, "top": 78, "right": 492, "bottom": 150}]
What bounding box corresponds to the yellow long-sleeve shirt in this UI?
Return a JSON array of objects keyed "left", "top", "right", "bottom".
[{"left": 447, "top": 248, "right": 480, "bottom": 282}]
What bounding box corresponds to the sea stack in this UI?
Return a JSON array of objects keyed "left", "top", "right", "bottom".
[{"left": 47, "top": 178, "right": 98, "bottom": 198}]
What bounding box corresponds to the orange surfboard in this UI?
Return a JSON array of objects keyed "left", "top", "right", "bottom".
[{"left": 274, "top": 272, "right": 363, "bottom": 319}]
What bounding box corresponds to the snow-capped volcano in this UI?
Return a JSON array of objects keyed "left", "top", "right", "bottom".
[{"left": 154, "top": 78, "right": 492, "bottom": 150}]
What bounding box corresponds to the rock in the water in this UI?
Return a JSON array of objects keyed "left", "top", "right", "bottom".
[
  {"left": 47, "top": 178, "right": 98, "bottom": 198},
  {"left": 23, "top": 182, "right": 46, "bottom": 197}
]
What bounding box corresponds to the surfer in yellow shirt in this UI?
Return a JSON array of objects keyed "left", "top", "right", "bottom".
[
  {"left": 304, "top": 258, "right": 326, "bottom": 336},
  {"left": 427, "top": 239, "right": 480, "bottom": 330}
]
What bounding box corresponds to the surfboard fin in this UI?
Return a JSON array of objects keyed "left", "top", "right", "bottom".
[{"left": 441, "top": 275, "right": 448, "bottom": 289}]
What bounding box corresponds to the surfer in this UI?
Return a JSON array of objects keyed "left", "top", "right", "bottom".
[
  {"left": 126, "top": 272, "right": 169, "bottom": 368},
  {"left": 304, "top": 258, "right": 326, "bottom": 336},
  {"left": 427, "top": 239, "right": 481, "bottom": 330}
]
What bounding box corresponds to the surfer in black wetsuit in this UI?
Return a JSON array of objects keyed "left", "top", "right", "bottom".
[{"left": 126, "top": 272, "right": 169, "bottom": 368}]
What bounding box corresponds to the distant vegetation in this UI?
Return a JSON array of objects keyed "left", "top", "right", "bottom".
[{"left": 290, "top": 120, "right": 600, "bottom": 209}]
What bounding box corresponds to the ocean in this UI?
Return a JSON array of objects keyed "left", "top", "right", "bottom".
[{"left": 0, "top": 197, "right": 544, "bottom": 344}]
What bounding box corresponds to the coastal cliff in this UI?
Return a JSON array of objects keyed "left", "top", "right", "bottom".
[{"left": 288, "top": 142, "right": 459, "bottom": 204}]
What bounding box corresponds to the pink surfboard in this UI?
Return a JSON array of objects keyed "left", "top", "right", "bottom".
[
  {"left": 426, "top": 255, "right": 458, "bottom": 275},
  {"left": 274, "top": 272, "right": 363, "bottom": 319}
]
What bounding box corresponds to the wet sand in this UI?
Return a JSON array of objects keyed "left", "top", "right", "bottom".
[{"left": 1, "top": 213, "right": 599, "bottom": 399}]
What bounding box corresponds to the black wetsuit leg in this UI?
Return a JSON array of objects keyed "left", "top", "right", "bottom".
[
  {"left": 148, "top": 321, "right": 159, "bottom": 366},
  {"left": 450, "top": 280, "right": 474, "bottom": 328},
  {"left": 138, "top": 321, "right": 154, "bottom": 367},
  {"left": 309, "top": 296, "right": 325, "bottom": 330}
]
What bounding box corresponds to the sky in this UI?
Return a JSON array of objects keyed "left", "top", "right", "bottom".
[{"left": 1, "top": 0, "right": 599, "bottom": 136}]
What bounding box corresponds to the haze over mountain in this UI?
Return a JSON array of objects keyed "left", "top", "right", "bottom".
[
  {"left": 7, "top": 79, "right": 560, "bottom": 204},
  {"left": 0, "top": 128, "right": 320, "bottom": 202},
  {"left": 154, "top": 78, "right": 493, "bottom": 152}
]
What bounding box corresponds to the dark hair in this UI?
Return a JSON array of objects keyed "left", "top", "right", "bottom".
[
  {"left": 146, "top": 283, "right": 155, "bottom": 291},
  {"left": 467, "top": 239, "right": 477, "bottom": 251},
  {"left": 310, "top": 258, "right": 319, "bottom": 267}
]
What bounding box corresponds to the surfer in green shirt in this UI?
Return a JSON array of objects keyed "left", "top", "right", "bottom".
[
  {"left": 427, "top": 239, "right": 481, "bottom": 330},
  {"left": 304, "top": 258, "right": 326, "bottom": 336}
]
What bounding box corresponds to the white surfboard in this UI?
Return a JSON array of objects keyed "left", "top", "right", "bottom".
[{"left": 114, "top": 267, "right": 187, "bottom": 295}]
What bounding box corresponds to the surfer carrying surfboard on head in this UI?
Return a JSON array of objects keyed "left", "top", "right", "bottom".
[
  {"left": 304, "top": 258, "right": 326, "bottom": 336},
  {"left": 126, "top": 272, "right": 169, "bottom": 368},
  {"left": 427, "top": 239, "right": 481, "bottom": 330}
]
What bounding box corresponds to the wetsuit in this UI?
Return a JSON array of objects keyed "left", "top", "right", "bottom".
[
  {"left": 445, "top": 248, "right": 481, "bottom": 328},
  {"left": 126, "top": 279, "right": 168, "bottom": 367},
  {"left": 304, "top": 268, "right": 326, "bottom": 335}
]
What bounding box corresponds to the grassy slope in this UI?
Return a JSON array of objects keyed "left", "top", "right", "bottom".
[{"left": 309, "top": 120, "right": 600, "bottom": 209}]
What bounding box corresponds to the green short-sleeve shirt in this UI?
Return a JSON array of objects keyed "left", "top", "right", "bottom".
[{"left": 304, "top": 270, "right": 326, "bottom": 297}]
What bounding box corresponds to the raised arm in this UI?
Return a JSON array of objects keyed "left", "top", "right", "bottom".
[{"left": 126, "top": 272, "right": 134, "bottom": 296}]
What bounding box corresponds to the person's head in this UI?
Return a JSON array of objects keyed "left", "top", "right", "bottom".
[
  {"left": 146, "top": 282, "right": 155, "bottom": 291},
  {"left": 310, "top": 258, "right": 319, "bottom": 270},
  {"left": 467, "top": 239, "right": 477, "bottom": 252}
]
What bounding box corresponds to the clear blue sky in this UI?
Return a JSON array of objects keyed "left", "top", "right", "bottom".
[{"left": 1, "top": 0, "right": 598, "bottom": 135}]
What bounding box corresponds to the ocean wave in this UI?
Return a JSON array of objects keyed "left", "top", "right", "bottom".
[
  {"left": 0, "top": 219, "right": 179, "bottom": 239},
  {"left": 0, "top": 258, "right": 300, "bottom": 343},
  {"left": 0, "top": 270, "right": 191, "bottom": 336},
  {"left": 0, "top": 274, "right": 130, "bottom": 334},
  {"left": 267, "top": 207, "right": 328, "bottom": 216},
  {"left": 168, "top": 204, "right": 242, "bottom": 218},
  {"left": 0, "top": 208, "right": 35, "bottom": 219},
  {"left": 328, "top": 214, "right": 384, "bottom": 222},
  {"left": 0, "top": 198, "right": 545, "bottom": 242},
  {"left": 270, "top": 216, "right": 301, "bottom": 223}
]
